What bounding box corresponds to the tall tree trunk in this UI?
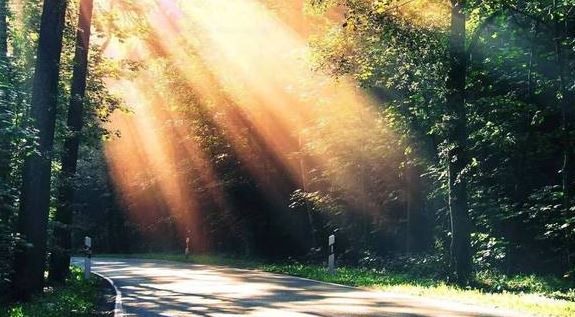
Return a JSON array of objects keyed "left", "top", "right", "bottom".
[
  {"left": 298, "top": 133, "right": 317, "bottom": 250},
  {"left": 13, "top": 0, "right": 68, "bottom": 299},
  {"left": 554, "top": 1, "right": 574, "bottom": 272},
  {"left": 0, "top": 0, "right": 11, "bottom": 220},
  {"left": 0, "top": 0, "right": 15, "bottom": 300},
  {"left": 0, "top": 0, "right": 6, "bottom": 57},
  {"left": 405, "top": 162, "right": 431, "bottom": 253},
  {"left": 554, "top": 5, "right": 574, "bottom": 205},
  {"left": 447, "top": 0, "right": 472, "bottom": 285},
  {"left": 49, "top": 0, "right": 93, "bottom": 283}
]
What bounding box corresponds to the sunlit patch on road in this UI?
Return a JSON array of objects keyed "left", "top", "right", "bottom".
[{"left": 77, "top": 258, "right": 526, "bottom": 317}]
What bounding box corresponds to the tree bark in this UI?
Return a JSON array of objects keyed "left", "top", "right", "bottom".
[
  {"left": 0, "top": 0, "right": 6, "bottom": 57},
  {"left": 0, "top": 0, "right": 11, "bottom": 221},
  {"left": 298, "top": 133, "right": 317, "bottom": 250},
  {"left": 554, "top": 8, "right": 574, "bottom": 205},
  {"left": 405, "top": 162, "right": 431, "bottom": 253},
  {"left": 13, "top": 0, "right": 68, "bottom": 299},
  {"left": 447, "top": 0, "right": 472, "bottom": 285},
  {"left": 49, "top": 0, "right": 94, "bottom": 283}
]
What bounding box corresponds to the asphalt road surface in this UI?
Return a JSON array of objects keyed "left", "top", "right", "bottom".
[{"left": 71, "top": 257, "right": 527, "bottom": 317}]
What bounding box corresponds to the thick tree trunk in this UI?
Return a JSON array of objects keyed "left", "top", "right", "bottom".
[
  {"left": 13, "top": 0, "right": 68, "bottom": 299},
  {"left": 447, "top": 0, "right": 472, "bottom": 285},
  {"left": 555, "top": 15, "right": 574, "bottom": 205},
  {"left": 49, "top": 0, "right": 94, "bottom": 283}
]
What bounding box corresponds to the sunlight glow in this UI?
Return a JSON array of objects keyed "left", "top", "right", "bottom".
[{"left": 100, "top": 0, "right": 398, "bottom": 250}]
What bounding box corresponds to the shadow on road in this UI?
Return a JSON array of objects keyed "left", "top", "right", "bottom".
[{"left": 83, "top": 258, "right": 521, "bottom": 317}]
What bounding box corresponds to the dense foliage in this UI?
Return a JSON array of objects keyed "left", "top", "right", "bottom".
[
  {"left": 1, "top": 266, "right": 107, "bottom": 317},
  {"left": 0, "top": 0, "right": 118, "bottom": 301},
  {"left": 0, "top": 0, "right": 573, "bottom": 305},
  {"left": 308, "top": 0, "right": 575, "bottom": 276}
]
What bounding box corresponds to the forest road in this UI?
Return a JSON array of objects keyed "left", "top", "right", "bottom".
[{"left": 71, "top": 257, "right": 527, "bottom": 317}]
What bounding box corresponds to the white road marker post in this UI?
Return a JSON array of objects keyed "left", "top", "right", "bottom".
[
  {"left": 328, "top": 234, "right": 335, "bottom": 274},
  {"left": 84, "top": 236, "right": 92, "bottom": 279}
]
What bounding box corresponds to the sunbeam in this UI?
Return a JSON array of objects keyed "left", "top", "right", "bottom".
[{"left": 100, "top": 0, "right": 398, "bottom": 252}]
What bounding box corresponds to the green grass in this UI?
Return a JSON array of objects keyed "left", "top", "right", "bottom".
[
  {"left": 97, "top": 253, "right": 575, "bottom": 317},
  {"left": 100, "top": 252, "right": 262, "bottom": 268},
  {"left": 260, "top": 264, "right": 575, "bottom": 317},
  {"left": 1, "top": 267, "right": 102, "bottom": 317}
]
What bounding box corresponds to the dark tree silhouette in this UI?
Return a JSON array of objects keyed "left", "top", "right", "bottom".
[
  {"left": 447, "top": 0, "right": 472, "bottom": 284},
  {"left": 49, "top": 0, "right": 95, "bottom": 283},
  {"left": 0, "top": 0, "right": 11, "bottom": 219},
  {"left": 13, "top": 0, "right": 68, "bottom": 298}
]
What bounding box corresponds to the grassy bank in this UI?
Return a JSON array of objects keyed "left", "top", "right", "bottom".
[
  {"left": 261, "top": 263, "right": 575, "bottom": 317},
  {"left": 97, "top": 253, "right": 575, "bottom": 317},
  {"left": 1, "top": 267, "right": 106, "bottom": 317}
]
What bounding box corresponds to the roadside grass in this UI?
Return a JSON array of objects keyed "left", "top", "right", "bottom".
[
  {"left": 260, "top": 264, "right": 575, "bottom": 317},
  {"left": 97, "top": 253, "right": 575, "bottom": 317},
  {"left": 1, "top": 267, "right": 102, "bottom": 317}
]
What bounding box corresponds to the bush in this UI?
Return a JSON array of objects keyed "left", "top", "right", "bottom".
[
  {"left": 0, "top": 221, "right": 17, "bottom": 304},
  {"left": 358, "top": 251, "right": 449, "bottom": 279},
  {"left": 2, "top": 267, "right": 101, "bottom": 317},
  {"left": 471, "top": 232, "right": 508, "bottom": 271}
]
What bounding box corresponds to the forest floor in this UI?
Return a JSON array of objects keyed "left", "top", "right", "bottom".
[
  {"left": 1, "top": 266, "right": 115, "bottom": 317},
  {"left": 96, "top": 253, "right": 575, "bottom": 317}
]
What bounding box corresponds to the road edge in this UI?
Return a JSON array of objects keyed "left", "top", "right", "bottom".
[
  {"left": 92, "top": 271, "right": 124, "bottom": 316},
  {"left": 89, "top": 257, "right": 533, "bottom": 317},
  {"left": 228, "top": 266, "right": 529, "bottom": 317}
]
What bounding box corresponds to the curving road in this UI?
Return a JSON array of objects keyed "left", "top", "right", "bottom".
[{"left": 72, "top": 257, "right": 526, "bottom": 317}]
